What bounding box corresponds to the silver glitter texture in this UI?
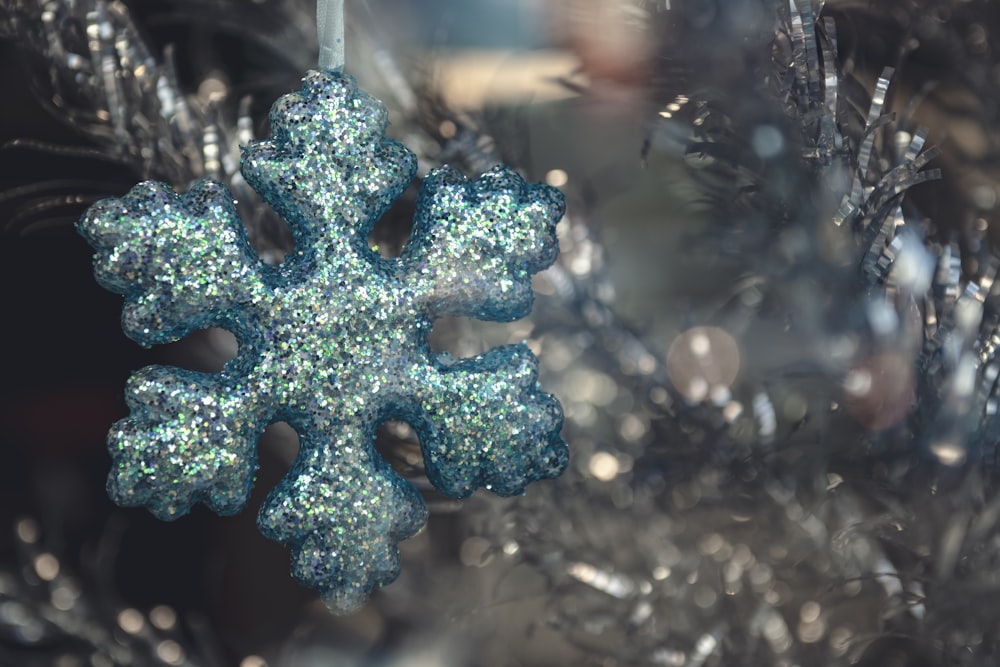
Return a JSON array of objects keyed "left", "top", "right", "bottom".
[{"left": 77, "top": 69, "right": 567, "bottom": 613}]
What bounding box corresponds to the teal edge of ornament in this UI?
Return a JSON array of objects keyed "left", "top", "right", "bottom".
[{"left": 77, "top": 69, "right": 568, "bottom": 613}]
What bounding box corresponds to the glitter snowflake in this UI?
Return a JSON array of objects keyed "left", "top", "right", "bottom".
[{"left": 77, "top": 70, "right": 567, "bottom": 613}]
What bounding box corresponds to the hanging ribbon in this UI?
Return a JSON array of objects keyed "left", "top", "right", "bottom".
[{"left": 317, "top": 0, "right": 345, "bottom": 71}]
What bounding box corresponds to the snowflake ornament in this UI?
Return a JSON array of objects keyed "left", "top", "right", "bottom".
[{"left": 77, "top": 70, "right": 568, "bottom": 613}]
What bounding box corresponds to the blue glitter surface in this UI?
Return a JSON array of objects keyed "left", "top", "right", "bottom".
[{"left": 77, "top": 70, "right": 567, "bottom": 613}]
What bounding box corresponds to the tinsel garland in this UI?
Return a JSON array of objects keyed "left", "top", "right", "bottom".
[{"left": 3, "top": 0, "right": 1000, "bottom": 665}]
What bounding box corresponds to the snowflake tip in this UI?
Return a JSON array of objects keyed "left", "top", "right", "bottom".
[{"left": 241, "top": 69, "right": 417, "bottom": 245}]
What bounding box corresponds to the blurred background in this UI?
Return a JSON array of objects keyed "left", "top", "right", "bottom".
[{"left": 3, "top": 1, "right": 1000, "bottom": 666}]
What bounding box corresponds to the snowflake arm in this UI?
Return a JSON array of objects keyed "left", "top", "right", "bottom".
[
  {"left": 78, "top": 179, "right": 266, "bottom": 346},
  {"left": 241, "top": 70, "right": 417, "bottom": 265},
  {"left": 109, "top": 365, "right": 274, "bottom": 519},
  {"left": 408, "top": 345, "right": 567, "bottom": 498},
  {"left": 256, "top": 421, "right": 428, "bottom": 613},
  {"left": 402, "top": 165, "right": 565, "bottom": 321}
]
